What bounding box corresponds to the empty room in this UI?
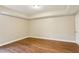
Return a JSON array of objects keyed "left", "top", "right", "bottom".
[{"left": 0, "top": 5, "right": 79, "bottom": 53}]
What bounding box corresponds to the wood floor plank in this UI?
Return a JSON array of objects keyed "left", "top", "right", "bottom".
[{"left": 0, "top": 37, "right": 79, "bottom": 53}]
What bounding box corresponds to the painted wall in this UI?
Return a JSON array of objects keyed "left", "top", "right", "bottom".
[
  {"left": 0, "top": 13, "right": 75, "bottom": 45},
  {"left": 75, "top": 13, "right": 79, "bottom": 44},
  {"left": 0, "top": 14, "right": 28, "bottom": 45},
  {"left": 29, "top": 16, "right": 75, "bottom": 42}
]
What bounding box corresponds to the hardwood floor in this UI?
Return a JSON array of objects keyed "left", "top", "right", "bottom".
[{"left": 0, "top": 37, "right": 79, "bottom": 53}]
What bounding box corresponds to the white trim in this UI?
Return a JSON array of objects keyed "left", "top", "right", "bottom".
[
  {"left": 0, "top": 36, "right": 28, "bottom": 46},
  {"left": 29, "top": 36, "right": 76, "bottom": 43},
  {"left": 76, "top": 41, "right": 79, "bottom": 45},
  {"left": 0, "top": 36, "right": 77, "bottom": 46}
]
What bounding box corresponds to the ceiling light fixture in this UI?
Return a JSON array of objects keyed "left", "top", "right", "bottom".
[{"left": 32, "top": 5, "right": 41, "bottom": 9}]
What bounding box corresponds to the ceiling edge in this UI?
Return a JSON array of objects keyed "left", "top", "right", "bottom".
[
  {"left": 0, "top": 6, "right": 76, "bottom": 20},
  {"left": 29, "top": 14, "right": 75, "bottom": 20}
]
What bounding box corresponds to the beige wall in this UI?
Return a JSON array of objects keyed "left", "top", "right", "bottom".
[
  {"left": 0, "top": 14, "right": 28, "bottom": 45},
  {"left": 75, "top": 13, "right": 79, "bottom": 44},
  {"left": 29, "top": 16, "right": 75, "bottom": 42},
  {"left": 0, "top": 14, "right": 75, "bottom": 45}
]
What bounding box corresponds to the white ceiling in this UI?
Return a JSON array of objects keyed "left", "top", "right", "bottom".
[
  {"left": 3, "top": 5, "right": 67, "bottom": 16},
  {"left": 0, "top": 5, "right": 79, "bottom": 19},
  {"left": 3, "top": 5, "right": 79, "bottom": 15}
]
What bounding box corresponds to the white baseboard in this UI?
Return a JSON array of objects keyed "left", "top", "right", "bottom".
[
  {"left": 29, "top": 36, "right": 76, "bottom": 43},
  {"left": 76, "top": 41, "right": 79, "bottom": 45},
  {"left": 0, "top": 36, "right": 77, "bottom": 46},
  {"left": 0, "top": 36, "right": 28, "bottom": 46}
]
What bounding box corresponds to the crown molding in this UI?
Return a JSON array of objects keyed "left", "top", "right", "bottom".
[
  {"left": 0, "top": 6, "right": 76, "bottom": 20},
  {"left": 30, "top": 14, "right": 75, "bottom": 20}
]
